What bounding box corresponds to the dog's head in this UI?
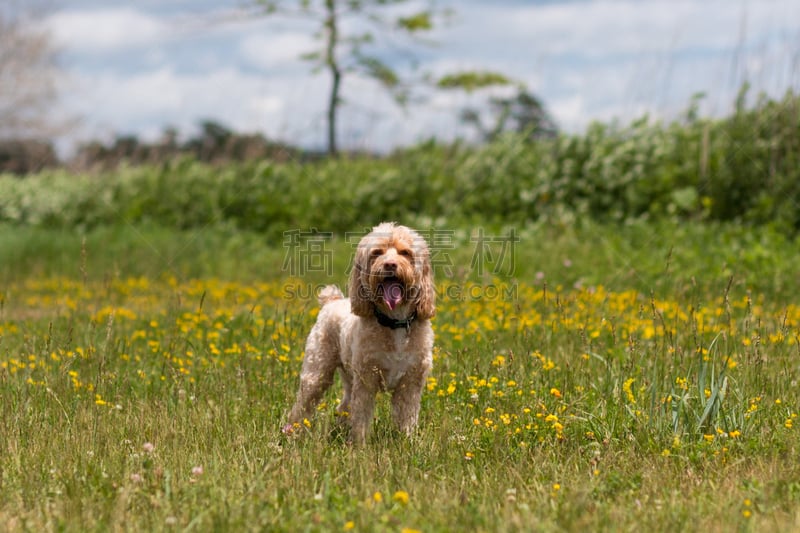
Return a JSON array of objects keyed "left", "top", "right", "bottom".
[{"left": 348, "top": 222, "right": 435, "bottom": 320}]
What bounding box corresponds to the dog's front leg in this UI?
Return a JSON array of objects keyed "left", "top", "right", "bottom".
[
  {"left": 348, "top": 366, "right": 380, "bottom": 445},
  {"left": 390, "top": 366, "right": 428, "bottom": 436}
]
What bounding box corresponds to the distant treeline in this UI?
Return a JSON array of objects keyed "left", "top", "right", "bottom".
[
  {"left": 1, "top": 87, "right": 799, "bottom": 234},
  {"left": 0, "top": 121, "right": 304, "bottom": 174}
]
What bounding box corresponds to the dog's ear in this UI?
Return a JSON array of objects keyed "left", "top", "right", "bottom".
[
  {"left": 414, "top": 240, "right": 436, "bottom": 320},
  {"left": 349, "top": 240, "right": 372, "bottom": 316}
]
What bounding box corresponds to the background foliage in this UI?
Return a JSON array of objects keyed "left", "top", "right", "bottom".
[{"left": 2, "top": 88, "right": 799, "bottom": 236}]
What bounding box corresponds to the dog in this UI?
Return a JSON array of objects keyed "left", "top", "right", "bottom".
[{"left": 283, "top": 222, "right": 435, "bottom": 444}]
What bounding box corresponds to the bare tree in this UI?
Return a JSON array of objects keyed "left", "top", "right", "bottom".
[
  {"left": 0, "top": 11, "right": 61, "bottom": 140},
  {"left": 257, "top": 0, "right": 438, "bottom": 156}
]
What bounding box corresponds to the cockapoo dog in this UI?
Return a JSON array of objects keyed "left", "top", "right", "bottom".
[{"left": 283, "top": 222, "right": 435, "bottom": 444}]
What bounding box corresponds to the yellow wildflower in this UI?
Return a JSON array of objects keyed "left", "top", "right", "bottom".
[{"left": 393, "top": 490, "right": 410, "bottom": 505}]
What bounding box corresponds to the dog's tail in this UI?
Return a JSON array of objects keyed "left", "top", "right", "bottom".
[{"left": 317, "top": 285, "right": 344, "bottom": 307}]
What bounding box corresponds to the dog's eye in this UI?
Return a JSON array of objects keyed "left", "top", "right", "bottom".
[
  {"left": 398, "top": 249, "right": 412, "bottom": 257},
  {"left": 370, "top": 248, "right": 383, "bottom": 257}
]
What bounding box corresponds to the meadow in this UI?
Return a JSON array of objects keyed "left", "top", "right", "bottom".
[{"left": 1, "top": 219, "right": 800, "bottom": 532}]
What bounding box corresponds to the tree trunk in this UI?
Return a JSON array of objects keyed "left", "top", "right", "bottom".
[{"left": 324, "top": 0, "right": 341, "bottom": 157}]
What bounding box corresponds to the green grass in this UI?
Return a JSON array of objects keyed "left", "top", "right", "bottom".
[{"left": 1, "top": 220, "right": 799, "bottom": 531}]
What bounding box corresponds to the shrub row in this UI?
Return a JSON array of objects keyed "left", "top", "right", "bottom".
[{"left": 2, "top": 88, "right": 798, "bottom": 235}]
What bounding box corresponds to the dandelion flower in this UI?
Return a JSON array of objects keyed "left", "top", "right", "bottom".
[
  {"left": 393, "top": 490, "right": 410, "bottom": 505},
  {"left": 742, "top": 498, "right": 752, "bottom": 518}
]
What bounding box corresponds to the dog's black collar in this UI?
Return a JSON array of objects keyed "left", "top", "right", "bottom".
[{"left": 374, "top": 307, "right": 416, "bottom": 331}]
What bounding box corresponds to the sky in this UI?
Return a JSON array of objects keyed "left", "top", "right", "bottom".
[{"left": 32, "top": 0, "right": 800, "bottom": 153}]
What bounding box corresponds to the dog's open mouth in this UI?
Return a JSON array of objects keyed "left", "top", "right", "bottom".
[{"left": 378, "top": 277, "right": 404, "bottom": 310}]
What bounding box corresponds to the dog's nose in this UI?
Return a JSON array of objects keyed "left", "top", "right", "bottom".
[{"left": 384, "top": 261, "right": 397, "bottom": 272}]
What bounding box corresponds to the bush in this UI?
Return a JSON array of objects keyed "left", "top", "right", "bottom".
[{"left": 1, "top": 88, "right": 798, "bottom": 234}]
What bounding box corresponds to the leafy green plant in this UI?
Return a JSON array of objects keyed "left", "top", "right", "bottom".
[{"left": 1, "top": 87, "right": 799, "bottom": 235}]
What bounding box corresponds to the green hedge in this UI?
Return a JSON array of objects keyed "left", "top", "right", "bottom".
[{"left": 2, "top": 88, "right": 798, "bottom": 235}]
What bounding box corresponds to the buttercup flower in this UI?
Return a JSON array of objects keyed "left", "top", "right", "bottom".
[{"left": 393, "top": 490, "right": 410, "bottom": 505}]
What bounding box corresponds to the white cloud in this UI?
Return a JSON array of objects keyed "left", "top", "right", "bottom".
[
  {"left": 239, "top": 31, "right": 317, "bottom": 69},
  {"left": 249, "top": 95, "right": 283, "bottom": 116},
  {"left": 466, "top": 0, "right": 799, "bottom": 59},
  {"left": 548, "top": 94, "right": 586, "bottom": 132},
  {"left": 44, "top": 7, "right": 170, "bottom": 52},
  {"left": 62, "top": 67, "right": 282, "bottom": 139},
  {"left": 57, "top": 64, "right": 338, "bottom": 151}
]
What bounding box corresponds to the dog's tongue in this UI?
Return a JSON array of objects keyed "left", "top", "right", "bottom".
[{"left": 381, "top": 280, "right": 403, "bottom": 310}]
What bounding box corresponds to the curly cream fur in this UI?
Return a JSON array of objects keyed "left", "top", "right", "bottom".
[{"left": 284, "top": 222, "right": 435, "bottom": 444}]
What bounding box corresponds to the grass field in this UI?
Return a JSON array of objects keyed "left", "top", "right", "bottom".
[{"left": 1, "top": 220, "right": 799, "bottom": 531}]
